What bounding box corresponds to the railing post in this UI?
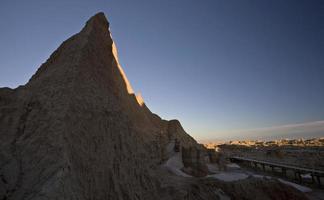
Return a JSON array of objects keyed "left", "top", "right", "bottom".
[
  {"left": 297, "top": 171, "right": 302, "bottom": 183},
  {"left": 316, "top": 175, "right": 321, "bottom": 187},
  {"left": 282, "top": 168, "right": 286, "bottom": 177}
]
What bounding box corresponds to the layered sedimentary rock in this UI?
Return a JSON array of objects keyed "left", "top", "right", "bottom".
[{"left": 0, "top": 13, "right": 203, "bottom": 200}]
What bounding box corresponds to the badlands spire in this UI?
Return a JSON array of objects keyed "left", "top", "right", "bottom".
[{"left": 0, "top": 12, "right": 203, "bottom": 200}]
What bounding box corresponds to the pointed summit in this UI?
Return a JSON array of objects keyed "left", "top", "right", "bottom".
[
  {"left": 84, "top": 12, "right": 108, "bottom": 29},
  {"left": 28, "top": 12, "right": 135, "bottom": 96},
  {"left": 0, "top": 13, "right": 210, "bottom": 200},
  {"left": 81, "top": 12, "right": 110, "bottom": 38}
]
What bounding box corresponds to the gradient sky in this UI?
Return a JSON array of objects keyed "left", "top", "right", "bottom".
[{"left": 1, "top": 0, "right": 324, "bottom": 141}]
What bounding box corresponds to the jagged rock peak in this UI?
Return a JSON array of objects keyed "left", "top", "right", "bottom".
[
  {"left": 82, "top": 12, "right": 135, "bottom": 94},
  {"left": 82, "top": 12, "right": 109, "bottom": 34},
  {"left": 27, "top": 12, "right": 136, "bottom": 96}
]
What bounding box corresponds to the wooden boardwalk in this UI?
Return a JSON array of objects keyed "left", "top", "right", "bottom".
[{"left": 230, "top": 156, "right": 324, "bottom": 187}]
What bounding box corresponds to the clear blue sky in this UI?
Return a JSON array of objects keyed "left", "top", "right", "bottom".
[{"left": 1, "top": 0, "right": 324, "bottom": 140}]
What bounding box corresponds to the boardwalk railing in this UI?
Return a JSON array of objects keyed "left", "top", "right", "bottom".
[{"left": 230, "top": 156, "right": 324, "bottom": 187}]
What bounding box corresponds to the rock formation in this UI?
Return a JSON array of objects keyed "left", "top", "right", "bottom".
[
  {"left": 0, "top": 12, "right": 310, "bottom": 200},
  {"left": 182, "top": 146, "right": 209, "bottom": 177},
  {"left": 0, "top": 12, "right": 204, "bottom": 200}
]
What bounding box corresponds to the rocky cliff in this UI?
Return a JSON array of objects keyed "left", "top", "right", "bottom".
[{"left": 0, "top": 13, "right": 204, "bottom": 200}]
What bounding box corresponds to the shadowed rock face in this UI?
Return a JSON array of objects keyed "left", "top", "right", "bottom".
[
  {"left": 182, "top": 147, "right": 209, "bottom": 177},
  {"left": 0, "top": 12, "right": 203, "bottom": 200}
]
